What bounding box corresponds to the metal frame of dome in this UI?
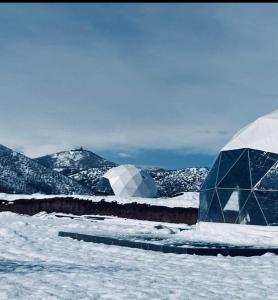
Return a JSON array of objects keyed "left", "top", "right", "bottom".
[{"left": 199, "top": 110, "right": 278, "bottom": 226}]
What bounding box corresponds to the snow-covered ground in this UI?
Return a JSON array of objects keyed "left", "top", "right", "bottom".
[
  {"left": 0, "top": 211, "right": 278, "bottom": 299},
  {"left": 0, "top": 192, "right": 199, "bottom": 208}
]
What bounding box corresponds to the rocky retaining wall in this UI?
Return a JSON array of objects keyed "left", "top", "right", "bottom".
[{"left": 0, "top": 197, "right": 198, "bottom": 224}]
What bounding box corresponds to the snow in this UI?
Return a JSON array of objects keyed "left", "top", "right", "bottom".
[
  {"left": 193, "top": 222, "right": 278, "bottom": 247},
  {"left": 53, "top": 150, "right": 84, "bottom": 166},
  {"left": 222, "top": 109, "right": 278, "bottom": 153},
  {"left": 0, "top": 212, "right": 278, "bottom": 299},
  {"left": 37, "top": 149, "right": 116, "bottom": 170},
  {"left": 0, "top": 192, "right": 200, "bottom": 208}
]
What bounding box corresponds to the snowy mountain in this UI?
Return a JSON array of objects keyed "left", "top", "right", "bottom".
[
  {"left": 34, "top": 149, "right": 208, "bottom": 196},
  {"left": 34, "top": 148, "right": 117, "bottom": 176},
  {"left": 34, "top": 149, "right": 117, "bottom": 193},
  {"left": 0, "top": 145, "right": 92, "bottom": 194},
  {"left": 146, "top": 167, "right": 209, "bottom": 197},
  {"left": 64, "top": 167, "right": 208, "bottom": 197},
  {"left": 68, "top": 166, "right": 112, "bottom": 191}
]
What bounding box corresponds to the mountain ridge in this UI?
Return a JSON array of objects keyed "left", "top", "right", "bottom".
[
  {"left": 0, "top": 144, "right": 92, "bottom": 195},
  {"left": 0, "top": 145, "right": 208, "bottom": 196},
  {"left": 34, "top": 148, "right": 117, "bottom": 176},
  {"left": 34, "top": 148, "right": 208, "bottom": 196}
]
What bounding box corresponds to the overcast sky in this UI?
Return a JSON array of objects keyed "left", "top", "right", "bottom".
[{"left": 0, "top": 3, "right": 278, "bottom": 169}]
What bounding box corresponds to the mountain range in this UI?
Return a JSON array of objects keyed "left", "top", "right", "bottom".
[
  {"left": 0, "top": 144, "right": 209, "bottom": 197},
  {"left": 0, "top": 145, "right": 91, "bottom": 194}
]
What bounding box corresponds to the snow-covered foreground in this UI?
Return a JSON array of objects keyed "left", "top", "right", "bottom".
[
  {"left": 0, "top": 212, "right": 278, "bottom": 299},
  {"left": 0, "top": 192, "right": 199, "bottom": 208}
]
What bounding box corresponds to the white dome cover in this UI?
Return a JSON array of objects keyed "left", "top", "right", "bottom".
[
  {"left": 222, "top": 109, "right": 278, "bottom": 153},
  {"left": 103, "top": 164, "right": 157, "bottom": 198}
]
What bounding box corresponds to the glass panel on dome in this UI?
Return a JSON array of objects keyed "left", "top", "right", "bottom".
[
  {"left": 255, "top": 161, "right": 278, "bottom": 191},
  {"left": 199, "top": 189, "right": 215, "bottom": 221},
  {"left": 267, "top": 151, "right": 278, "bottom": 161},
  {"left": 216, "top": 149, "right": 245, "bottom": 185},
  {"left": 200, "top": 155, "right": 221, "bottom": 190},
  {"left": 205, "top": 192, "right": 224, "bottom": 223},
  {"left": 217, "top": 150, "right": 251, "bottom": 189},
  {"left": 254, "top": 191, "right": 278, "bottom": 225},
  {"left": 223, "top": 189, "right": 240, "bottom": 211},
  {"left": 217, "top": 187, "right": 240, "bottom": 224},
  {"left": 238, "top": 192, "right": 267, "bottom": 225},
  {"left": 248, "top": 149, "right": 277, "bottom": 187}
]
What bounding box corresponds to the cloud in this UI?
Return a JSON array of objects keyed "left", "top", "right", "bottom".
[
  {"left": 118, "top": 152, "right": 131, "bottom": 158},
  {"left": 0, "top": 4, "right": 277, "bottom": 158}
]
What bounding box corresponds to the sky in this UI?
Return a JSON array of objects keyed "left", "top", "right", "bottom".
[{"left": 0, "top": 3, "right": 278, "bottom": 169}]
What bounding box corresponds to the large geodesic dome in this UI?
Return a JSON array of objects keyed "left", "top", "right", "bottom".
[
  {"left": 199, "top": 110, "right": 278, "bottom": 226},
  {"left": 99, "top": 165, "right": 157, "bottom": 198}
]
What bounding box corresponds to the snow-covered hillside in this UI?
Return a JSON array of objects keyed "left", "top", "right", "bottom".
[
  {"left": 67, "top": 166, "right": 208, "bottom": 197},
  {"left": 0, "top": 145, "right": 208, "bottom": 196},
  {"left": 68, "top": 166, "right": 112, "bottom": 191},
  {"left": 0, "top": 145, "right": 92, "bottom": 195},
  {"left": 146, "top": 167, "right": 209, "bottom": 197},
  {"left": 0, "top": 212, "right": 278, "bottom": 299},
  {"left": 34, "top": 148, "right": 117, "bottom": 175},
  {"left": 34, "top": 149, "right": 209, "bottom": 197}
]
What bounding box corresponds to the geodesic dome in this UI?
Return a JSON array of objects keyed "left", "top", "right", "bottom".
[
  {"left": 99, "top": 165, "right": 157, "bottom": 198},
  {"left": 199, "top": 110, "right": 278, "bottom": 226}
]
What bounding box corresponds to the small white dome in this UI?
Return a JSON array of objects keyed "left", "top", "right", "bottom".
[
  {"left": 222, "top": 109, "right": 278, "bottom": 153},
  {"left": 103, "top": 164, "right": 157, "bottom": 198}
]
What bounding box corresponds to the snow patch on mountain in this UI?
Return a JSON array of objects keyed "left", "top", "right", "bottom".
[{"left": 35, "top": 148, "right": 117, "bottom": 175}]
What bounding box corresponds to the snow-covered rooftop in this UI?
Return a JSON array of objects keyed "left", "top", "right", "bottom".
[{"left": 222, "top": 109, "right": 278, "bottom": 153}]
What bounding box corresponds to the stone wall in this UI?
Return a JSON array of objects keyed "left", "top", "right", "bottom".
[{"left": 0, "top": 197, "right": 198, "bottom": 225}]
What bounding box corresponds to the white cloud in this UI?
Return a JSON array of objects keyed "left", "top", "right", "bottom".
[{"left": 118, "top": 152, "right": 131, "bottom": 158}]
